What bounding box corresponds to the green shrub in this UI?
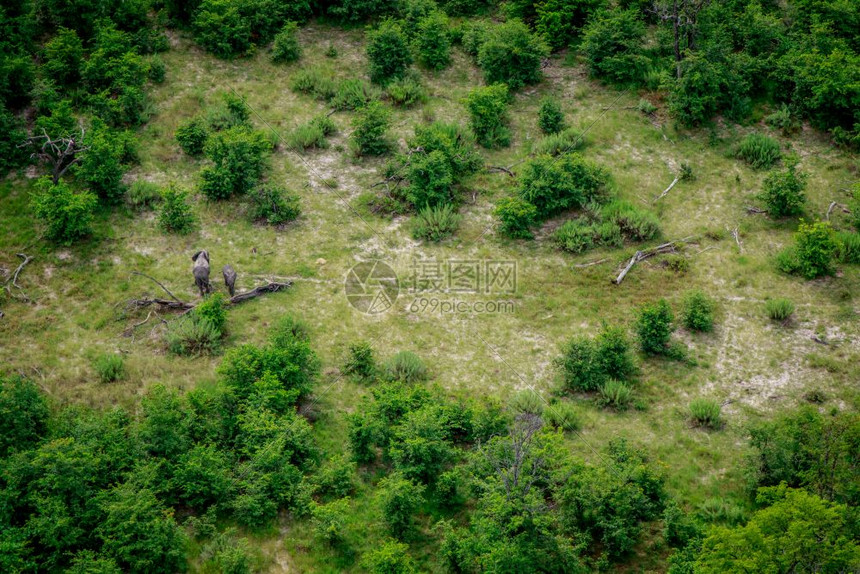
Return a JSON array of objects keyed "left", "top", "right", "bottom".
[
  {"left": 464, "top": 83, "right": 510, "bottom": 148},
  {"left": 688, "top": 398, "right": 722, "bottom": 429},
  {"left": 173, "top": 444, "right": 233, "bottom": 509},
  {"left": 314, "top": 455, "right": 357, "bottom": 498},
  {"left": 532, "top": 0, "right": 606, "bottom": 50},
  {"left": 42, "top": 27, "right": 84, "bottom": 86},
  {"left": 635, "top": 299, "right": 674, "bottom": 356},
  {"left": 538, "top": 96, "right": 565, "bottom": 135},
  {"left": 127, "top": 180, "right": 162, "bottom": 210},
  {"left": 200, "top": 127, "right": 270, "bottom": 200},
  {"left": 200, "top": 531, "right": 259, "bottom": 574},
  {"left": 312, "top": 498, "right": 351, "bottom": 544},
  {"left": 331, "top": 78, "right": 379, "bottom": 111},
  {"left": 286, "top": 120, "right": 332, "bottom": 150},
  {"left": 581, "top": 9, "right": 647, "bottom": 85},
  {"left": 495, "top": 196, "right": 538, "bottom": 239},
  {"left": 557, "top": 323, "right": 634, "bottom": 392},
  {"left": 765, "top": 298, "right": 795, "bottom": 323},
  {"left": 836, "top": 232, "right": 860, "bottom": 264},
  {"left": 597, "top": 379, "right": 633, "bottom": 410},
  {"left": 93, "top": 353, "right": 125, "bottom": 383},
  {"left": 290, "top": 67, "right": 337, "bottom": 100},
  {"left": 194, "top": 293, "right": 228, "bottom": 333},
  {"left": 416, "top": 11, "right": 451, "bottom": 70},
  {"left": 30, "top": 177, "right": 97, "bottom": 245},
  {"left": 247, "top": 184, "right": 301, "bottom": 225},
  {"left": 477, "top": 19, "right": 548, "bottom": 90},
  {"left": 554, "top": 219, "right": 623, "bottom": 253},
  {"left": 0, "top": 376, "right": 50, "bottom": 457},
  {"left": 412, "top": 204, "right": 461, "bottom": 242},
  {"left": 543, "top": 401, "right": 581, "bottom": 431},
  {"left": 765, "top": 104, "right": 800, "bottom": 135},
  {"left": 384, "top": 351, "right": 428, "bottom": 383},
  {"left": 362, "top": 539, "right": 417, "bottom": 574},
  {"left": 193, "top": 0, "right": 252, "bottom": 58},
  {"left": 166, "top": 315, "right": 222, "bottom": 356},
  {"left": 849, "top": 184, "right": 860, "bottom": 232},
  {"left": 595, "top": 323, "right": 636, "bottom": 380},
  {"left": 327, "top": 0, "right": 398, "bottom": 23},
  {"left": 532, "top": 127, "right": 586, "bottom": 156},
  {"left": 794, "top": 220, "right": 838, "bottom": 279},
  {"left": 148, "top": 55, "right": 166, "bottom": 83},
  {"left": 75, "top": 125, "right": 126, "bottom": 204},
  {"left": 377, "top": 474, "right": 425, "bottom": 538},
  {"left": 509, "top": 389, "right": 544, "bottom": 415},
  {"left": 406, "top": 150, "right": 454, "bottom": 209},
  {"left": 761, "top": 165, "right": 807, "bottom": 218},
  {"left": 735, "top": 133, "right": 781, "bottom": 169},
  {"left": 665, "top": 254, "right": 690, "bottom": 274},
  {"left": 682, "top": 290, "right": 715, "bottom": 332},
  {"left": 460, "top": 20, "right": 491, "bottom": 56},
  {"left": 158, "top": 185, "right": 196, "bottom": 234},
  {"left": 367, "top": 19, "right": 412, "bottom": 85},
  {"left": 271, "top": 22, "right": 301, "bottom": 64},
  {"left": 600, "top": 200, "right": 661, "bottom": 241},
  {"left": 517, "top": 153, "right": 609, "bottom": 219},
  {"left": 637, "top": 98, "right": 657, "bottom": 115},
  {"left": 386, "top": 75, "right": 428, "bottom": 108},
  {"left": 351, "top": 101, "right": 391, "bottom": 156},
  {"left": 344, "top": 341, "right": 377, "bottom": 381},
  {"left": 409, "top": 121, "right": 483, "bottom": 181}
]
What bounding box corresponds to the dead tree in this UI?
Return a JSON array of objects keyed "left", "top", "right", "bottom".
[
  {"left": 20, "top": 127, "right": 89, "bottom": 184},
  {"left": 613, "top": 238, "right": 694, "bottom": 284},
  {"left": 652, "top": 0, "right": 712, "bottom": 78}
]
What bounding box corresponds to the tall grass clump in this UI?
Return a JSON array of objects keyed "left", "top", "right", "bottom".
[
  {"left": 765, "top": 298, "right": 794, "bottom": 323},
  {"left": 93, "top": 353, "right": 125, "bottom": 383},
  {"left": 836, "top": 231, "right": 860, "bottom": 264},
  {"left": 383, "top": 351, "right": 428, "bottom": 383},
  {"left": 509, "top": 389, "right": 544, "bottom": 415},
  {"left": 286, "top": 116, "right": 336, "bottom": 150},
  {"left": 412, "top": 204, "right": 461, "bottom": 242},
  {"left": 330, "top": 79, "right": 379, "bottom": 111},
  {"left": 597, "top": 379, "right": 633, "bottom": 410},
  {"left": 688, "top": 398, "right": 723, "bottom": 429},
  {"left": 386, "top": 75, "right": 428, "bottom": 108},
  {"left": 165, "top": 315, "right": 222, "bottom": 356},
  {"left": 290, "top": 68, "right": 337, "bottom": 100},
  {"left": 543, "top": 401, "right": 581, "bottom": 431},
  {"left": 735, "top": 133, "right": 781, "bottom": 169},
  {"left": 344, "top": 341, "right": 377, "bottom": 382},
  {"left": 532, "top": 128, "right": 585, "bottom": 156}
]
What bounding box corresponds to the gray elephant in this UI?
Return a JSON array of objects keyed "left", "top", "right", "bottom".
[
  {"left": 191, "top": 250, "right": 211, "bottom": 297},
  {"left": 222, "top": 264, "right": 237, "bottom": 296}
]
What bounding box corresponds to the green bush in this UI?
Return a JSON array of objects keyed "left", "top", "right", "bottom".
[
  {"left": 836, "top": 231, "right": 860, "bottom": 264},
  {"left": 127, "top": 180, "right": 162, "bottom": 211},
  {"left": 386, "top": 75, "right": 428, "bottom": 108},
  {"left": 331, "top": 78, "right": 379, "bottom": 111},
  {"left": 362, "top": 539, "right": 417, "bottom": 574},
  {"left": 412, "top": 204, "right": 461, "bottom": 242},
  {"left": 93, "top": 353, "right": 125, "bottom": 383},
  {"left": 533, "top": 0, "right": 606, "bottom": 50},
  {"left": 351, "top": 101, "right": 391, "bottom": 156},
  {"left": 193, "top": 0, "right": 252, "bottom": 58},
  {"left": 247, "top": 184, "right": 301, "bottom": 225},
  {"left": 464, "top": 83, "right": 510, "bottom": 148},
  {"left": 554, "top": 219, "right": 623, "bottom": 253},
  {"left": 635, "top": 299, "right": 674, "bottom": 356},
  {"left": 286, "top": 117, "right": 335, "bottom": 150},
  {"left": 688, "top": 398, "right": 722, "bottom": 429},
  {"left": 761, "top": 165, "right": 807, "bottom": 218},
  {"left": 735, "top": 133, "right": 782, "bottom": 169},
  {"left": 166, "top": 315, "right": 222, "bottom": 356},
  {"left": 477, "top": 20, "right": 548, "bottom": 90},
  {"left": 384, "top": 351, "right": 428, "bottom": 383},
  {"left": 200, "top": 531, "right": 259, "bottom": 574},
  {"left": 75, "top": 125, "right": 127, "bottom": 203},
  {"left": 415, "top": 11, "right": 451, "bottom": 70},
  {"left": 367, "top": 19, "right": 412, "bottom": 85},
  {"left": 581, "top": 9, "right": 647, "bottom": 85},
  {"left": 206, "top": 92, "right": 251, "bottom": 131},
  {"left": 194, "top": 293, "right": 228, "bottom": 333},
  {"left": 532, "top": 127, "right": 587, "bottom": 156},
  {"left": 538, "top": 96, "right": 565, "bottom": 135},
  {"left": 42, "top": 27, "right": 84, "bottom": 86},
  {"left": 682, "top": 290, "right": 715, "bottom": 332},
  {"left": 30, "top": 177, "right": 97, "bottom": 245},
  {"left": 200, "top": 127, "right": 270, "bottom": 200},
  {"left": 173, "top": 444, "right": 233, "bottom": 509},
  {"left": 849, "top": 184, "right": 860, "bottom": 232},
  {"left": 377, "top": 474, "right": 425, "bottom": 538},
  {"left": 765, "top": 298, "right": 794, "bottom": 323},
  {"left": 794, "top": 220, "right": 838, "bottom": 279},
  {"left": 600, "top": 200, "right": 660, "bottom": 241},
  {"left": 344, "top": 341, "right": 377, "bottom": 381},
  {"left": 765, "top": 104, "right": 800, "bottom": 135},
  {"left": 0, "top": 376, "right": 50, "bottom": 457},
  {"left": 557, "top": 323, "right": 634, "bottom": 392},
  {"left": 271, "top": 22, "right": 301, "bottom": 64},
  {"left": 158, "top": 185, "right": 196, "bottom": 234},
  {"left": 314, "top": 455, "right": 357, "bottom": 498},
  {"left": 495, "top": 196, "right": 538, "bottom": 239},
  {"left": 597, "top": 379, "right": 633, "bottom": 410},
  {"left": 290, "top": 67, "right": 337, "bottom": 100},
  {"left": 543, "top": 401, "right": 581, "bottom": 431},
  {"left": 509, "top": 389, "right": 544, "bottom": 415},
  {"left": 406, "top": 150, "right": 454, "bottom": 209},
  {"left": 328, "top": 0, "right": 398, "bottom": 23},
  {"left": 312, "top": 498, "right": 351, "bottom": 544},
  {"left": 517, "top": 153, "right": 610, "bottom": 219}
]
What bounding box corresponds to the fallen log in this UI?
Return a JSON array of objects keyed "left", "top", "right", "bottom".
[
  {"left": 487, "top": 165, "right": 516, "bottom": 177},
  {"left": 653, "top": 176, "right": 680, "bottom": 202},
  {"left": 612, "top": 240, "right": 689, "bottom": 284},
  {"left": 745, "top": 205, "right": 767, "bottom": 215},
  {"left": 2, "top": 253, "right": 34, "bottom": 303},
  {"left": 128, "top": 281, "right": 292, "bottom": 312}
]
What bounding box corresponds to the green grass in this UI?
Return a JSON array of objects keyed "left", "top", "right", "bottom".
[{"left": 2, "top": 23, "right": 860, "bottom": 573}]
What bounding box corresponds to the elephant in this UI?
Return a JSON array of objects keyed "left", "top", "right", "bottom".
[
  {"left": 222, "top": 264, "right": 237, "bottom": 296},
  {"left": 191, "top": 250, "right": 211, "bottom": 297}
]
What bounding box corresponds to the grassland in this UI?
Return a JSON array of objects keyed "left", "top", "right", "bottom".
[{"left": 1, "top": 23, "right": 858, "bottom": 572}]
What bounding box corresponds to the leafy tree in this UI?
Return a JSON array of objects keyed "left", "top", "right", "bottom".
[
  {"left": 193, "top": 0, "right": 252, "bottom": 58},
  {"left": 158, "top": 185, "right": 196, "bottom": 234},
  {"left": 464, "top": 83, "right": 511, "bottom": 148},
  {"left": 681, "top": 289, "right": 715, "bottom": 332},
  {"left": 408, "top": 121, "right": 483, "bottom": 181},
  {"left": 328, "top": 0, "right": 398, "bottom": 23},
  {"left": 557, "top": 323, "right": 635, "bottom": 392},
  {"left": 516, "top": 153, "right": 609, "bottom": 219},
  {"left": 366, "top": 19, "right": 412, "bottom": 85},
  {"left": 761, "top": 165, "right": 808, "bottom": 218},
  {"left": 794, "top": 220, "right": 838, "bottom": 279},
  {"left": 415, "top": 11, "right": 451, "bottom": 70},
  {"left": 30, "top": 177, "right": 98, "bottom": 244},
  {"left": 311, "top": 498, "right": 351, "bottom": 544},
  {"left": 42, "top": 27, "right": 84, "bottom": 86},
  {"left": 581, "top": 9, "right": 647, "bottom": 85},
  {"left": 0, "top": 376, "right": 49, "bottom": 457},
  {"left": 635, "top": 299, "right": 675, "bottom": 356},
  {"left": 695, "top": 487, "right": 860, "bottom": 573},
  {"left": 171, "top": 444, "right": 232, "bottom": 510},
  {"left": 271, "top": 21, "right": 301, "bottom": 64},
  {"left": 175, "top": 117, "right": 209, "bottom": 156},
  {"left": 200, "top": 127, "right": 270, "bottom": 200},
  {"left": 477, "top": 20, "right": 548, "bottom": 90},
  {"left": 351, "top": 101, "right": 391, "bottom": 156},
  {"left": 538, "top": 96, "right": 565, "bottom": 134},
  {"left": 362, "top": 540, "right": 417, "bottom": 574},
  {"left": 406, "top": 150, "right": 453, "bottom": 209},
  {"left": 389, "top": 405, "right": 453, "bottom": 483},
  {"left": 138, "top": 384, "right": 190, "bottom": 461},
  {"left": 535, "top": 0, "right": 608, "bottom": 50},
  {"left": 0, "top": 104, "right": 28, "bottom": 173},
  {"left": 74, "top": 124, "right": 127, "bottom": 203},
  {"left": 377, "top": 474, "right": 425, "bottom": 538},
  {"left": 495, "top": 196, "right": 538, "bottom": 239}
]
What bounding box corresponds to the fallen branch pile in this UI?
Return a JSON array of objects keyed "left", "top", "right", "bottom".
[{"left": 612, "top": 238, "right": 693, "bottom": 284}]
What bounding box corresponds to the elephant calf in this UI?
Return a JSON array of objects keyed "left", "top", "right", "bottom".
[
  {"left": 191, "top": 250, "right": 211, "bottom": 297},
  {"left": 222, "top": 264, "right": 237, "bottom": 296}
]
